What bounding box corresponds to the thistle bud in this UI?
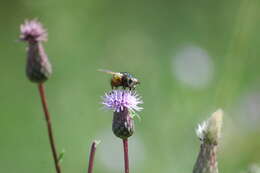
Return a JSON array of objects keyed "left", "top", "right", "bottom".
[
  {"left": 113, "top": 108, "right": 134, "bottom": 139},
  {"left": 102, "top": 90, "right": 143, "bottom": 139},
  {"left": 20, "top": 19, "right": 52, "bottom": 83}
]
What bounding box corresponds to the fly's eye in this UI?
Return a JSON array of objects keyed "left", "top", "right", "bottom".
[{"left": 128, "top": 79, "right": 133, "bottom": 84}]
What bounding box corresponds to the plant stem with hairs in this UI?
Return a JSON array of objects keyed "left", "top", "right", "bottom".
[{"left": 38, "top": 83, "right": 61, "bottom": 173}]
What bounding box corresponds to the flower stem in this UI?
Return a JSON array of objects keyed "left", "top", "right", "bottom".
[
  {"left": 123, "top": 139, "right": 129, "bottom": 173},
  {"left": 38, "top": 83, "right": 61, "bottom": 173},
  {"left": 87, "top": 141, "right": 99, "bottom": 173}
]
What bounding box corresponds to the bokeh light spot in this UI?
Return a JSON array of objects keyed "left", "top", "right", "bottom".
[
  {"left": 237, "top": 91, "right": 260, "bottom": 131},
  {"left": 172, "top": 45, "right": 214, "bottom": 88}
]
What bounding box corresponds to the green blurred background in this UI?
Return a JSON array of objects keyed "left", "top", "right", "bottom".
[{"left": 1, "top": 0, "right": 260, "bottom": 172}]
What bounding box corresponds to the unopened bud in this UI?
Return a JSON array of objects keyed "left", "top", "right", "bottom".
[
  {"left": 26, "top": 42, "right": 52, "bottom": 83},
  {"left": 20, "top": 19, "right": 52, "bottom": 83}
]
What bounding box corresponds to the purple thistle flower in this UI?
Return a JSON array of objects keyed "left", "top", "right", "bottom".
[
  {"left": 20, "top": 19, "right": 47, "bottom": 42},
  {"left": 102, "top": 89, "right": 143, "bottom": 113},
  {"left": 102, "top": 89, "right": 143, "bottom": 139}
]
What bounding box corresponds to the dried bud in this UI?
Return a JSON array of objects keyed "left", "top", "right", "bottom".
[
  {"left": 102, "top": 90, "right": 143, "bottom": 139},
  {"left": 20, "top": 19, "right": 52, "bottom": 83},
  {"left": 196, "top": 109, "right": 223, "bottom": 145},
  {"left": 193, "top": 109, "right": 224, "bottom": 173}
]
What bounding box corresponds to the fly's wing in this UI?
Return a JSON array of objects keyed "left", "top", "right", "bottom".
[{"left": 98, "top": 69, "right": 123, "bottom": 77}]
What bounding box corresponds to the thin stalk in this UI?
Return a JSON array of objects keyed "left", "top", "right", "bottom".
[
  {"left": 87, "top": 141, "right": 99, "bottom": 173},
  {"left": 38, "top": 83, "right": 61, "bottom": 173},
  {"left": 123, "top": 139, "right": 129, "bottom": 173}
]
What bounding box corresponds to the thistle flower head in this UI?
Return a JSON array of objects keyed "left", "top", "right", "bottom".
[
  {"left": 19, "top": 19, "right": 52, "bottom": 83},
  {"left": 20, "top": 19, "right": 47, "bottom": 42},
  {"left": 196, "top": 109, "right": 223, "bottom": 145},
  {"left": 102, "top": 89, "right": 143, "bottom": 113}
]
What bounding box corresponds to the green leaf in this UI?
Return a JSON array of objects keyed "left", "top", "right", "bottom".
[{"left": 58, "top": 149, "right": 66, "bottom": 164}]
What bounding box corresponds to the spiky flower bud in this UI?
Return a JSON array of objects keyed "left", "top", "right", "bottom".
[
  {"left": 20, "top": 19, "right": 52, "bottom": 83},
  {"left": 193, "top": 109, "right": 224, "bottom": 173},
  {"left": 102, "top": 90, "right": 143, "bottom": 139}
]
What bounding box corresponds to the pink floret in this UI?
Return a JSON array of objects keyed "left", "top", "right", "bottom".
[{"left": 20, "top": 19, "right": 47, "bottom": 42}]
